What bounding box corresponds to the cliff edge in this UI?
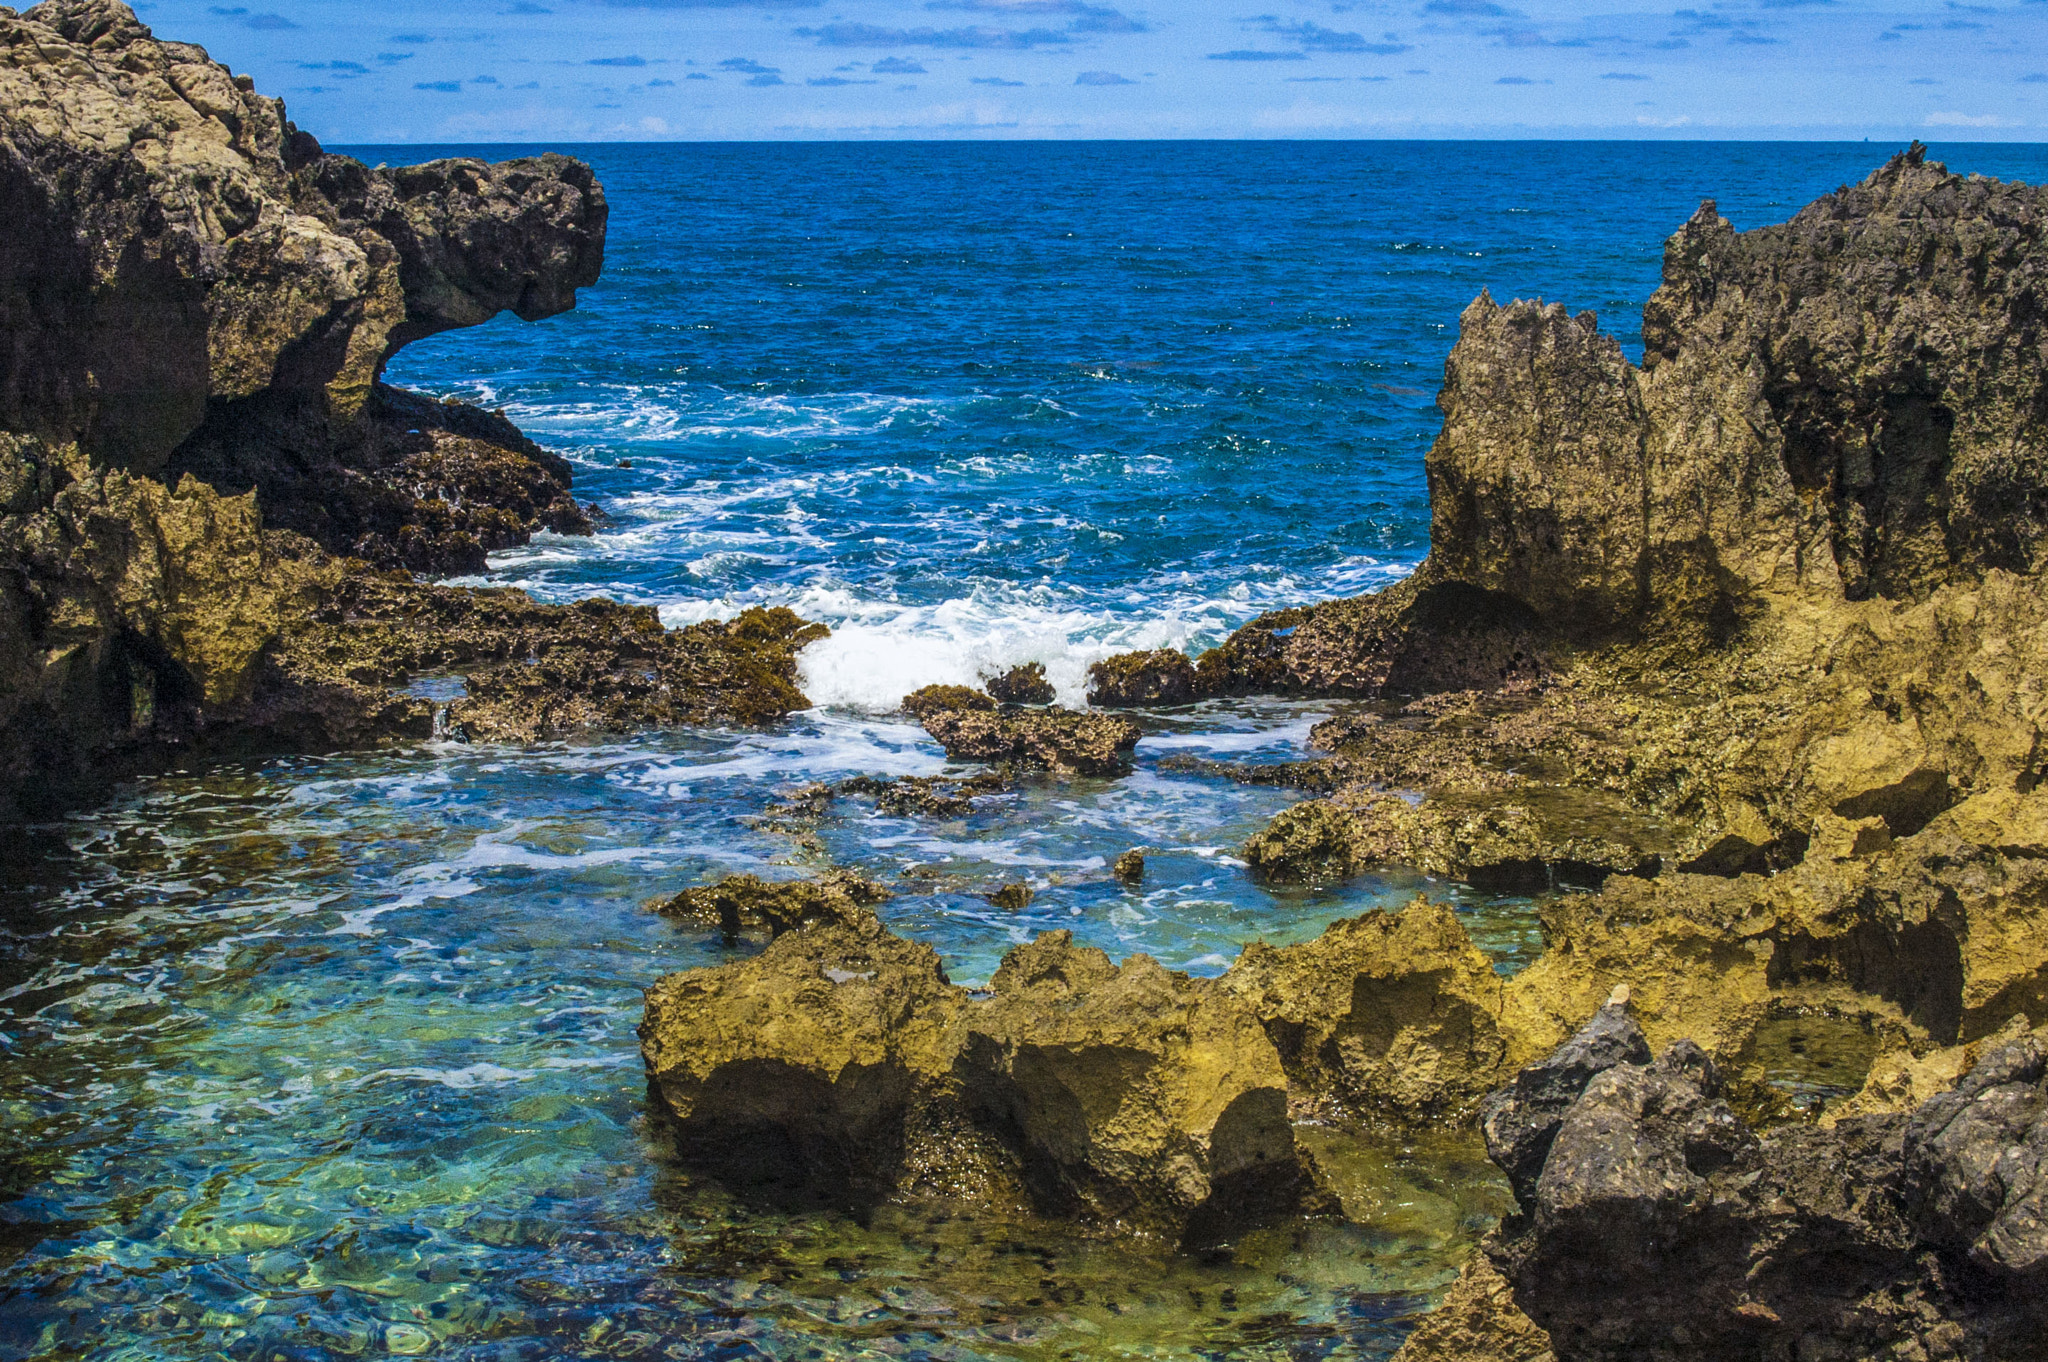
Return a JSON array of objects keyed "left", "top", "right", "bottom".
[{"left": 0, "top": 0, "right": 821, "bottom": 821}]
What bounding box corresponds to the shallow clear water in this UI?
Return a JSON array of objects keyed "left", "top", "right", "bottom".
[{"left": 7, "top": 140, "right": 2048, "bottom": 1360}]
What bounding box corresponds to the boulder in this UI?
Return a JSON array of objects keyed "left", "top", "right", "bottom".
[
  {"left": 1478, "top": 1000, "right": 1650, "bottom": 1207},
  {"left": 1436, "top": 1010, "right": 2048, "bottom": 1361},
  {"left": 638, "top": 909, "right": 965, "bottom": 1207},
  {"left": 920, "top": 705, "right": 1140, "bottom": 776},
  {"left": 639, "top": 914, "right": 1315, "bottom": 1243},
  {"left": 650, "top": 870, "right": 891, "bottom": 939}
]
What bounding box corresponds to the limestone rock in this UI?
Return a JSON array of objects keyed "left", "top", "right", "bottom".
[
  {"left": 1389, "top": 1255, "right": 1554, "bottom": 1362},
  {"left": 0, "top": 0, "right": 604, "bottom": 488},
  {"left": 1225, "top": 900, "right": 1523, "bottom": 1118},
  {"left": 1085, "top": 648, "right": 1196, "bottom": 707},
  {"left": 651, "top": 870, "right": 891, "bottom": 939},
  {"left": 983, "top": 661, "right": 1055, "bottom": 705},
  {"left": 920, "top": 705, "right": 1140, "bottom": 776},
  {"left": 639, "top": 910, "right": 965, "bottom": 1206},
  {"left": 958, "top": 932, "right": 1306, "bottom": 1242},
  {"left": 902, "top": 683, "right": 994, "bottom": 719},
  {"left": 639, "top": 917, "right": 1316, "bottom": 1244}
]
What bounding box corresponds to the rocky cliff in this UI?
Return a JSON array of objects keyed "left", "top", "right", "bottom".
[{"left": 0, "top": 0, "right": 822, "bottom": 821}]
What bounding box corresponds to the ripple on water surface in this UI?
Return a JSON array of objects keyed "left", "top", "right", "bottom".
[{"left": 0, "top": 708, "right": 1537, "bottom": 1360}]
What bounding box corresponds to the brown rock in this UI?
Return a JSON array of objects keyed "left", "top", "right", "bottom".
[
  {"left": 651, "top": 870, "right": 891, "bottom": 939},
  {"left": 1086, "top": 648, "right": 1197, "bottom": 707},
  {"left": 983, "top": 661, "right": 1056, "bottom": 705},
  {"left": 901, "top": 683, "right": 995, "bottom": 720},
  {"left": 985, "top": 882, "right": 1034, "bottom": 911},
  {"left": 1225, "top": 899, "right": 1525, "bottom": 1119},
  {"left": 1112, "top": 849, "right": 1144, "bottom": 882},
  {"left": 920, "top": 705, "right": 1141, "bottom": 776}
]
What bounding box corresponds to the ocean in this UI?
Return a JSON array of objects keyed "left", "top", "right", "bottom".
[{"left": 4, "top": 140, "right": 2046, "bottom": 1361}]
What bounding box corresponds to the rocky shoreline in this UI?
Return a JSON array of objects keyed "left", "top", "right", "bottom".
[
  {"left": 0, "top": 0, "right": 827, "bottom": 822},
  {"left": 636, "top": 145, "right": 2048, "bottom": 1357},
  {"left": 5, "top": 5, "right": 2046, "bottom": 1353}
]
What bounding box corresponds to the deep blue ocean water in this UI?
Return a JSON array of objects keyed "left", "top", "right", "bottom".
[{"left": 5, "top": 141, "right": 2048, "bottom": 1362}]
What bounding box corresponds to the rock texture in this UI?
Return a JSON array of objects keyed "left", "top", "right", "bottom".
[
  {"left": 639, "top": 894, "right": 1325, "bottom": 1243},
  {"left": 1433, "top": 1007, "right": 2048, "bottom": 1361},
  {"left": 0, "top": 1, "right": 828, "bottom": 819},
  {"left": 918, "top": 702, "right": 1141, "bottom": 776}
]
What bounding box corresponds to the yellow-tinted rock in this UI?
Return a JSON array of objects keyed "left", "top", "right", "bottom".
[{"left": 1225, "top": 900, "right": 1525, "bottom": 1118}]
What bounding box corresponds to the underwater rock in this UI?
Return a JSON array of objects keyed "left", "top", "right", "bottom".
[
  {"left": 1388, "top": 1255, "right": 1555, "bottom": 1362},
  {"left": 650, "top": 870, "right": 891, "bottom": 939},
  {"left": 1225, "top": 900, "right": 1525, "bottom": 1119},
  {"left": 919, "top": 705, "right": 1141, "bottom": 776},
  {"left": 1085, "top": 649, "right": 1197, "bottom": 707},
  {"left": 838, "top": 769, "right": 1010, "bottom": 817},
  {"left": 983, "top": 661, "right": 1056, "bottom": 705},
  {"left": 1456, "top": 1010, "right": 2048, "bottom": 1361}
]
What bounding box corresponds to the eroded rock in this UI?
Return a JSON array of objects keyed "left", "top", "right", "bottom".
[
  {"left": 1226, "top": 900, "right": 1524, "bottom": 1119},
  {"left": 1429, "top": 1008, "right": 2048, "bottom": 1361},
  {"left": 984, "top": 661, "right": 1056, "bottom": 705},
  {"left": 651, "top": 870, "right": 891, "bottom": 939},
  {"left": 920, "top": 705, "right": 1141, "bottom": 776},
  {"left": 1086, "top": 649, "right": 1197, "bottom": 707},
  {"left": 639, "top": 910, "right": 1320, "bottom": 1243}
]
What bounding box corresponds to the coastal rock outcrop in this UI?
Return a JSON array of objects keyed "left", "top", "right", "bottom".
[
  {"left": 638, "top": 893, "right": 1320, "bottom": 1243},
  {"left": 0, "top": 1, "right": 829, "bottom": 818},
  {"left": 1224, "top": 900, "right": 1526, "bottom": 1118},
  {"left": 1415, "top": 1009, "right": 2048, "bottom": 1361}
]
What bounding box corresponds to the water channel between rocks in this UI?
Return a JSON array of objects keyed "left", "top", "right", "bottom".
[{"left": 1, "top": 703, "right": 1535, "bottom": 1361}]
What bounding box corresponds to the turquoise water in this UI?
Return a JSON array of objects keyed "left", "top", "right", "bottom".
[{"left": 7, "top": 141, "right": 2048, "bottom": 1360}]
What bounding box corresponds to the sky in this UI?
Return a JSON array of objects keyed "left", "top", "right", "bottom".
[{"left": 127, "top": 0, "right": 2048, "bottom": 141}]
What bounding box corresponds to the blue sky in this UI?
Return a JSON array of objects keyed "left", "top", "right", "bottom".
[{"left": 135, "top": 0, "right": 2048, "bottom": 140}]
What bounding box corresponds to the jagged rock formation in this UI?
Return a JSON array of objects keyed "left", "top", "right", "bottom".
[
  {"left": 1, "top": 0, "right": 603, "bottom": 500},
  {"left": 1398, "top": 1007, "right": 2048, "bottom": 1362},
  {"left": 0, "top": 0, "right": 827, "bottom": 820},
  {"left": 639, "top": 897, "right": 1322, "bottom": 1243}
]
